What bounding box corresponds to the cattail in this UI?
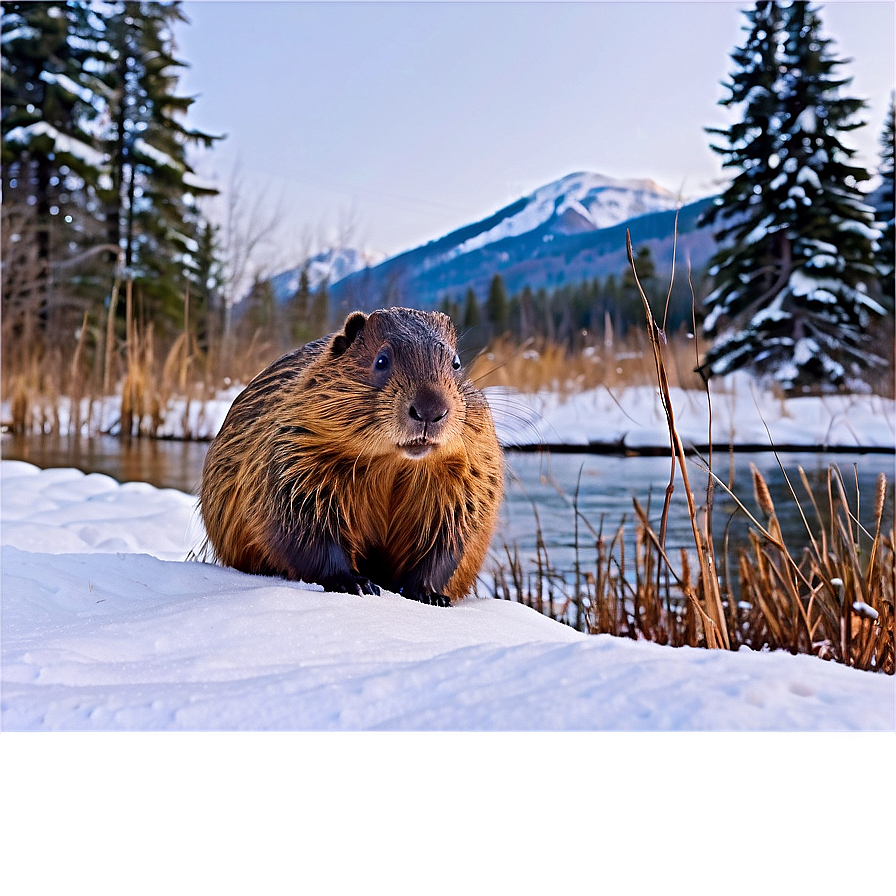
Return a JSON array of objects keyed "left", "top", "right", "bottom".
[
  {"left": 874, "top": 473, "right": 887, "bottom": 527},
  {"left": 751, "top": 463, "right": 775, "bottom": 517}
]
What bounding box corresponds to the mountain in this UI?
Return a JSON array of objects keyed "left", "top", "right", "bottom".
[
  {"left": 269, "top": 247, "right": 386, "bottom": 304},
  {"left": 326, "top": 171, "right": 718, "bottom": 311},
  {"left": 441, "top": 172, "right": 683, "bottom": 256}
]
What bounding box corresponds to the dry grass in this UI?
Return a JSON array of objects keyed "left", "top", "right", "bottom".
[
  {"left": 489, "top": 463, "right": 894, "bottom": 672},
  {"left": 467, "top": 327, "right": 706, "bottom": 396},
  {"left": 1, "top": 277, "right": 281, "bottom": 438}
]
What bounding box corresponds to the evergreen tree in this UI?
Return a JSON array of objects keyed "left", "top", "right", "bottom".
[
  {"left": 1, "top": 1, "right": 222, "bottom": 356},
  {"left": 620, "top": 244, "right": 658, "bottom": 331},
  {"left": 438, "top": 294, "right": 460, "bottom": 328},
  {"left": 462, "top": 287, "right": 480, "bottom": 331},
  {"left": 101, "top": 1, "right": 219, "bottom": 334},
  {"left": 190, "top": 214, "right": 223, "bottom": 348},
  {"left": 286, "top": 265, "right": 313, "bottom": 345},
  {"left": 517, "top": 284, "right": 535, "bottom": 340},
  {"left": 601, "top": 272, "right": 619, "bottom": 321},
  {"left": 700, "top": 1, "right": 883, "bottom": 391},
  {"left": 309, "top": 277, "right": 330, "bottom": 339},
  {"left": 485, "top": 273, "right": 509, "bottom": 334},
  {"left": 1, "top": 2, "right": 114, "bottom": 333},
  {"left": 242, "top": 273, "right": 277, "bottom": 337},
  {"left": 876, "top": 93, "right": 894, "bottom": 305}
]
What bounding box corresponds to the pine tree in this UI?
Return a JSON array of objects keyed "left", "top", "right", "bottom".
[
  {"left": 242, "top": 274, "right": 277, "bottom": 337},
  {"left": 485, "top": 273, "right": 509, "bottom": 335},
  {"left": 876, "top": 94, "right": 894, "bottom": 305},
  {"left": 700, "top": 1, "right": 883, "bottom": 391},
  {"left": 462, "top": 287, "right": 480, "bottom": 331},
  {"left": 309, "top": 277, "right": 330, "bottom": 339},
  {"left": 101, "top": 1, "right": 219, "bottom": 334},
  {"left": 1, "top": 2, "right": 114, "bottom": 335},
  {"left": 620, "top": 244, "right": 658, "bottom": 332},
  {"left": 286, "top": 266, "right": 313, "bottom": 345},
  {"left": 517, "top": 284, "right": 535, "bottom": 340},
  {"left": 2, "top": 1, "right": 222, "bottom": 360},
  {"left": 190, "top": 214, "right": 224, "bottom": 348},
  {"left": 438, "top": 294, "right": 460, "bottom": 328}
]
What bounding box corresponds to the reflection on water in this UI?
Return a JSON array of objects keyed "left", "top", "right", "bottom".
[
  {"left": 3, "top": 433, "right": 894, "bottom": 579},
  {"left": 2, "top": 433, "right": 210, "bottom": 495}
]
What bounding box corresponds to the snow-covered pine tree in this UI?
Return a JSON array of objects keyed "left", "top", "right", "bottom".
[
  {"left": 101, "top": 1, "right": 219, "bottom": 335},
  {"left": 700, "top": 0, "right": 884, "bottom": 391},
  {"left": 876, "top": 94, "right": 894, "bottom": 306},
  {"left": 1, "top": 1, "right": 114, "bottom": 334}
]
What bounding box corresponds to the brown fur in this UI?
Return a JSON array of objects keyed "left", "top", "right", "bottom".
[{"left": 199, "top": 307, "right": 503, "bottom": 605}]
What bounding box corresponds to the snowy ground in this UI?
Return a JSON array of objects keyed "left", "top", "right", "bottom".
[
  {"left": 2, "top": 459, "right": 892, "bottom": 732},
  {"left": 4, "top": 371, "right": 895, "bottom": 450}
]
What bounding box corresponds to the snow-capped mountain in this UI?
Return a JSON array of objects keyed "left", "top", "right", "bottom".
[
  {"left": 328, "top": 171, "right": 716, "bottom": 310},
  {"left": 444, "top": 172, "right": 682, "bottom": 260}
]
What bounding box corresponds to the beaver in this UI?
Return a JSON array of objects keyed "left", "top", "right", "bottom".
[{"left": 199, "top": 307, "right": 503, "bottom": 606}]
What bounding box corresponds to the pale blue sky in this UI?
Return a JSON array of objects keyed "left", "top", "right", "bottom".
[{"left": 175, "top": 1, "right": 895, "bottom": 260}]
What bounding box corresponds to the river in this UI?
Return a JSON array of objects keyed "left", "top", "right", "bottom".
[{"left": 3, "top": 433, "right": 894, "bottom": 599}]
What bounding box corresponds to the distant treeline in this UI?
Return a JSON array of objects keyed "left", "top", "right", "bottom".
[
  {"left": 435, "top": 245, "right": 702, "bottom": 354},
  {"left": 230, "top": 239, "right": 704, "bottom": 365}
]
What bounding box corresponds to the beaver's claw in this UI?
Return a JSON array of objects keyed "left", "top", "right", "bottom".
[
  {"left": 319, "top": 572, "right": 380, "bottom": 596},
  {"left": 400, "top": 588, "right": 451, "bottom": 607}
]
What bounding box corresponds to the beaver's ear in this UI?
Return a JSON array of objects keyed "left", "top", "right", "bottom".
[{"left": 330, "top": 311, "right": 367, "bottom": 357}]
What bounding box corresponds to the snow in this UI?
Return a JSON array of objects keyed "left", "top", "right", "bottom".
[
  {"left": 182, "top": 170, "right": 219, "bottom": 193},
  {"left": 488, "top": 373, "right": 894, "bottom": 450},
  {"left": 0, "top": 25, "right": 40, "bottom": 44},
  {"left": 744, "top": 213, "right": 775, "bottom": 244},
  {"left": 2, "top": 457, "right": 893, "bottom": 733},
  {"left": 795, "top": 105, "right": 818, "bottom": 133},
  {"left": 838, "top": 217, "right": 883, "bottom": 242},
  {"left": 445, "top": 172, "right": 683, "bottom": 261},
  {"left": 3, "top": 120, "right": 107, "bottom": 169},
  {"left": 796, "top": 166, "right": 821, "bottom": 189},
  {"left": 133, "top": 137, "right": 183, "bottom": 172},
  {"left": 39, "top": 69, "right": 95, "bottom": 105}
]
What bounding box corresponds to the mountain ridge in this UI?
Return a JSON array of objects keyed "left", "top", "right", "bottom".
[{"left": 270, "top": 172, "right": 718, "bottom": 310}]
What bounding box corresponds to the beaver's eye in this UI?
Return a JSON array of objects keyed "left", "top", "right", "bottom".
[
  {"left": 452, "top": 353, "right": 461, "bottom": 370},
  {"left": 375, "top": 352, "right": 391, "bottom": 371}
]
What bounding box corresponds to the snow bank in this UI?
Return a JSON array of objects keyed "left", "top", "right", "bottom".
[
  {"left": 489, "top": 373, "right": 896, "bottom": 450},
  {"left": 2, "top": 460, "right": 892, "bottom": 731}
]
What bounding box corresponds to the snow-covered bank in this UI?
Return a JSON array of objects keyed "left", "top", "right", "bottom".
[
  {"left": 4, "top": 372, "right": 894, "bottom": 451},
  {"left": 2, "top": 460, "right": 892, "bottom": 731},
  {"left": 488, "top": 374, "right": 896, "bottom": 451}
]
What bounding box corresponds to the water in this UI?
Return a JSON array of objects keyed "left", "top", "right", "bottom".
[
  {"left": 498, "top": 450, "right": 894, "bottom": 582},
  {"left": 4, "top": 432, "right": 894, "bottom": 586},
  {"left": 2, "top": 433, "right": 209, "bottom": 495}
]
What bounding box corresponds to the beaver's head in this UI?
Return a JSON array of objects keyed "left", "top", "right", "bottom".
[{"left": 326, "top": 308, "right": 469, "bottom": 460}]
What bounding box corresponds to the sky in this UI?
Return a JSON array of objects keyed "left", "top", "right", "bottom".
[{"left": 174, "top": 1, "right": 896, "bottom": 266}]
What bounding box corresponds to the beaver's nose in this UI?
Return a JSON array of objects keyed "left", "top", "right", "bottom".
[{"left": 408, "top": 387, "right": 449, "bottom": 424}]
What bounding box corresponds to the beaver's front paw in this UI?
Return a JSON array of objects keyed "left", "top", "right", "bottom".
[
  {"left": 400, "top": 588, "right": 451, "bottom": 607},
  {"left": 319, "top": 572, "right": 381, "bottom": 596}
]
